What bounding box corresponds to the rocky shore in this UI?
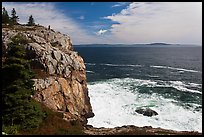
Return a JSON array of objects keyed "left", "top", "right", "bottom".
[{"left": 83, "top": 125, "right": 201, "bottom": 135}]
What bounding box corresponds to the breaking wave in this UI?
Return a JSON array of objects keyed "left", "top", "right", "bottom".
[
  {"left": 100, "top": 63, "right": 143, "bottom": 67},
  {"left": 150, "top": 65, "right": 201, "bottom": 73},
  {"left": 85, "top": 63, "right": 201, "bottom": 74},
  {"left": 86, "top": 70, "right": 95, "bottom": 73},
  {"left": 85, "top": 63, "right": 96, "bottom": 66},
  {"left": 87, "top": 78, "right": 202, "bottom": 132}
]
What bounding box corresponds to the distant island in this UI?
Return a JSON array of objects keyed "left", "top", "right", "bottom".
[{"left": 146, "top": 43, "right": 173, "bottom": 45}]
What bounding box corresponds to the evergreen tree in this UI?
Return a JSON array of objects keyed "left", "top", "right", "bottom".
[
  {"left": 10, "top": 8, "right": 19, "bottom": 25},
  {"left": 2, "top": 7, "right": 10, "bottom": 24},
  {"left": 27, "top": 15, "right": 35, "bottom": 26},
  {"left": 2, "top": 34, "right": 44, "bottom": 134}
]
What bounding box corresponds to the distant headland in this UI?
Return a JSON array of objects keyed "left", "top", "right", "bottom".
[{"left": 73, "top": 43, "right": 201, "bottom": 47}]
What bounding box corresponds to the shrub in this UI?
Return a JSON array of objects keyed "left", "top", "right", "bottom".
[{"left": 2, "top": 34, "right": 44, "bottom": 134}]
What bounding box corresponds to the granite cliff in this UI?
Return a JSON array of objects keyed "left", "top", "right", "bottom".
[{"left": 2, "top": 24, "right": 94, "bottom": 124}]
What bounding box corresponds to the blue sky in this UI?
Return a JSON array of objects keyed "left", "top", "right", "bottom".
[
  {"left": 2, "top": 2, "right": 202, "bottom": 45},
  {"left": 54, "top": 2, "right": 127, "bottom": 35}
]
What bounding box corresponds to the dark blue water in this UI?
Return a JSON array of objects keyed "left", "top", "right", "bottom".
[
  {"left": 74, "top": 46, "right": 202, "bottom": 132},
  {"left": 75, "top": 47, "right": 201, "bottom": 83}
]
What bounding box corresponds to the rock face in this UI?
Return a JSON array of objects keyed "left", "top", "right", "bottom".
[
  {"left": 2, "top": 25, "right": 94, "bottom": 124},
  {"left": 135, "top": 108, "right": 158, "bottom": 117}
]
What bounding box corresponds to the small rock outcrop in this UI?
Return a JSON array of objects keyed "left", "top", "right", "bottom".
[
  {"left": 84, "top": 125, "right": 201, "bottom": 135},
  {"left": 135, "top": 108, "right": 158, "bottom": 117},
  {"left": 2, "top": 25, "right": 94, "bottom": 124}
]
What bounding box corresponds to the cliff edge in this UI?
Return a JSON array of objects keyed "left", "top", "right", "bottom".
[{"left": 2, "top": 24, "right": 94, "bottom": 124}]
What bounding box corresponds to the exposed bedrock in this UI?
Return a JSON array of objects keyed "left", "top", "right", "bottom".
[{"left": 2, "top": 25, "right": 94, "bottom": 124}]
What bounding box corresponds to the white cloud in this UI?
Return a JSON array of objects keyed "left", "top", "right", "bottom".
[
  {"left": 78, "top": 15, "right": 85, "bottom": 20},
  {"left": 96, "top": 29, "right": 108, "bottom": 35},
  {"left": 105, "top": 2, "right": 202, "bottom": 45},
  {"left": 2, "top": 2, "right": 103, "bottom": 44},
  {"left": 112, "top": 2, "right": 129, "bottom": 8}
]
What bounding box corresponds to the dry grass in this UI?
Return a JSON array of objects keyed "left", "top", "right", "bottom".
[
  {"left": 32, "top": 68, "right": 50, "bottom": 79},
  {"left": 18, "top": 102, "right": 84, "bottom": 135}
]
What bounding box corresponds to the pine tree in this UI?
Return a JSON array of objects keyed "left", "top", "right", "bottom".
[
  {"left": 27, "top": 15, "right": 35, "bottom": 26},
  {"left": 2, "top": 34, "right": 44, "bottom": 134},
  {"left": 10, "top": 8, "right": 19, "bottom": 25},
  {"left": 2, "top": 7, "right": 10, "bottom": 24}
]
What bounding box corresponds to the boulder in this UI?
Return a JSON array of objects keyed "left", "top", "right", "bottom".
[{"left": 135, "top": 108, "right": 158, "bottom": 117}]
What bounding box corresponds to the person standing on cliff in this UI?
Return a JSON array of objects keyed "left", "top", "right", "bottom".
[{"left": 45, "top": 25, "right": 51, "bottom": 42}]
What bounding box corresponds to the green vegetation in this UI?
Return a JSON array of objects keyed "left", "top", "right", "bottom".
[
  {"left": 2, "top": 7, "right": 35, "bottom": 26},
  {"left": 2, "top": 34, "right": 44, "bottom": 134},
  {"left": 2, "top": 7, "right": 19, "bottom": 26},
  {"left": 2, "top": 7, "right": 10, "bottom": 24},
  {"left": 27, "top": 15, "right": 35, "bottom": 26},
  {"left": 10, "top": 8, "right": 19, "bottom": 25}
]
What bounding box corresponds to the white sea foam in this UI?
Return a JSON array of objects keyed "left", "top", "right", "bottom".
[
  {"left": 168, "top": 81, "right": 202, "bottom": 94},
  {"left": 178, "top": 70, "right": 184, "bottom": 73},
  {"left": 86, "top": 70, "right": 95, "bottom": 73},
  {"left": 87, "top": 78, "right": 202, "bottom": 132},
  {"left": 100, "top": 63, "right": 143, "bottom": 67},
  {"left": 150, "top": 65, "right": 167, "bottom": 69},
  {"left": 85, "top": 63, "right": 96, "bottom": 66},
  {"left": 147, "top": 75, "right": 159, "bottom": 78},
  {"left": 150, "top": 65, "right": 202, "bottom": 73},
  {"left": 188, "top": 82, "right": 202, "bottom": 88},
  {"left": 111, "top": 78, "right": 202, "bottom": 94}
]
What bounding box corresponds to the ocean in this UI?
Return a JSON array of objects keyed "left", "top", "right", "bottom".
[{"left": 74, "top": 46, "right": 202, "bottom": 132}]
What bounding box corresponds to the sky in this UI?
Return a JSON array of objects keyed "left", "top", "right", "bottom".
[{"left": 2, "top": 2, "right": 202, "bottom": 45}]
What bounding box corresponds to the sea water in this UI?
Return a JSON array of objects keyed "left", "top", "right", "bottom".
[{"left": 74, "top": 46, "right": 202, "bottom": 132}]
